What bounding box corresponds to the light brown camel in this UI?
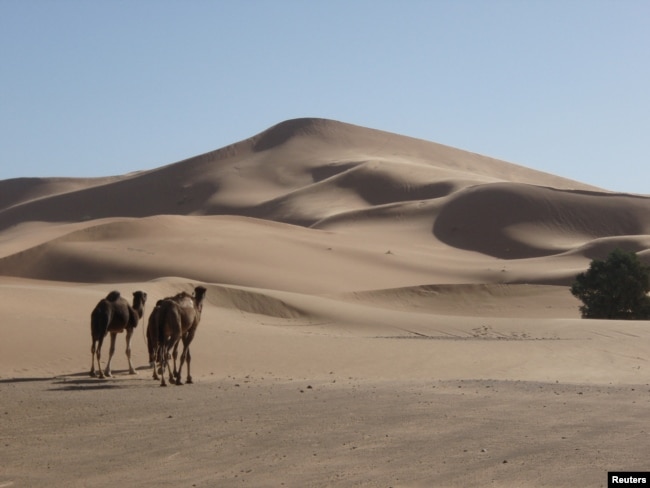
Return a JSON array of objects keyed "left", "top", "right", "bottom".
[
  {"left": 90, "top": 290, "right": 147, "bottom": 378},
  {"left": 150, "top": 286, "right": 207, "bottom": 386}
]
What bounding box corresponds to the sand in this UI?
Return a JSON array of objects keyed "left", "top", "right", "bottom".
[{"left": 1, "top": 118, "right": 649, "bottom": 487}]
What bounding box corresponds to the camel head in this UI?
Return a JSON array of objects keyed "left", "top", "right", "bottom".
[
  {"left": 132, "top": 291, "right": 148, "bottom": 313},
  {"left": 193, "top": 286, "right": 207, "bottom": 310}
]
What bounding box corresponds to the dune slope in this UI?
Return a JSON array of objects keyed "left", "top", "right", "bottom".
[{"left": 1, "top": 118, "right": 648, "bottom": 289}]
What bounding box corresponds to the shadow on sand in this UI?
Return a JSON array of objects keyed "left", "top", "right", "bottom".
[
  {"left": 49, "top": 366, "right": 157, "bottom": 391},
  {"left": 0, "top": 374, "right": 124, "bottom": 391},
  {"left": 1, "top": 366, "right": 155, "bottom": 391},
  {"left": 49, "top": 378, "right": 124, "bottom": 391},
  {"left": 0, "top": 376, "right": 54, "bottom": 384}
]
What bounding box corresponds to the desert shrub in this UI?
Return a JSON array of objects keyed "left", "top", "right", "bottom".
[{"left": 570, "top": 248, "right": 650, "bottom": 319}]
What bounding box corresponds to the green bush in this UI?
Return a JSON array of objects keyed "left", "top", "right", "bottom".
[{"left": 570, "top": 248, "right": 650, "bottom": 319}]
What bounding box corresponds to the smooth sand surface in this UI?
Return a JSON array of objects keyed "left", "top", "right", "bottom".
[{"left": 1, "top": 118, "right": 649, "bottom": 487}]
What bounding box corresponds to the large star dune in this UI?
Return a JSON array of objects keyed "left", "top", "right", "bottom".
[{"left": 1, "top": 118, "right": 649, "bottom": 487}]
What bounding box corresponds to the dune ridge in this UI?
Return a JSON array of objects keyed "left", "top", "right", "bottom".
[{"left": 0, "top": 118, "right": 607, "bottom": 228}]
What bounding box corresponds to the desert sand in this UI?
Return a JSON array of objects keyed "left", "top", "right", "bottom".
[{"left": 1, "top": 118, "right": 649, "bottom": 487}]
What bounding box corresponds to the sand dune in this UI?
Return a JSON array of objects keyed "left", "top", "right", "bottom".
[
  {"left": 0, "top": 175, "right": 123, "bottom": 210},
  {"left": 1, "top": 118, "right": 650, "bottom": 487},
  {"left": 0, "top": 118, "right": 604, "bottom": 229},
  {"left": 433, "top": 183, "right": 650, "bottom": 259}
]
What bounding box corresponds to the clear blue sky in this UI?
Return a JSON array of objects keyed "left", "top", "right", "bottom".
[{"left": 1, "top": 1, "right": 648, "bottom": 194}]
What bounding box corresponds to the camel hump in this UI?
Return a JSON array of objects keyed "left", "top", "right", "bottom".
[
  {"left": 106, "top": 290, "right": 121, "bottom": 301},
  {"left": 172, "top": 291, "right": 192, "bottom": 301}
]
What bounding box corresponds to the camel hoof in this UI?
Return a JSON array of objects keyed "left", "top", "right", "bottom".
[
  {"left": 128, "top": 370, "right": 137, "bottom": 375},
  {"left": 160, "top": 383, "right": 167, "bottom": 387},
  {"left": 90, "top": 371, "right": 97, "bottom": 378},
  {"left": 186, "top": 378, "right": 193, "bottom": 384}
]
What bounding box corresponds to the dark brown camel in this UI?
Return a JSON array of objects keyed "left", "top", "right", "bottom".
[
  {"left": 146, "top": 299, "right": 177, "bottom": 384},
  {"left": 150, "top": 286, "right": 207, "bottom": 386},
  {"left": 90, "top": 290, "right": 147, "bottom": 378},
  {"left": 152, "top": 299, "right": 183, "bottom": 387}
]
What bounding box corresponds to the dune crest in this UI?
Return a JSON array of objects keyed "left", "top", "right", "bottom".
[{"left": 0, "top": 118, "right": 608, "bottom": 229}]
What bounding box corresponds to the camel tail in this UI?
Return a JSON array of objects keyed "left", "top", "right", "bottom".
[
  {"left": 90, "top": 301, "right": 111, "bottom": 341},
  {"left": 157, "top": 301, "right": 174, "bottom": 345},
  {"left": 145, "top": 303, "right": 160, "bottom": 364}
]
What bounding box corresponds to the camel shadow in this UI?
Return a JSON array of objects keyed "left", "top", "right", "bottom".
[
  {"left": 0, "top": 376, "right": 54, "bottom": 384},
  {"left": 48, "top": 369, "right": 152, "bottom": 391},
  {"left": 49, "top": 380, "right": 123, "bottom": 391},
  {"left": 0, "top": 366, "right": 156, "bottom": 390},
  {"left": 0, "top": 374, "right": 123, "bottom": 391}
]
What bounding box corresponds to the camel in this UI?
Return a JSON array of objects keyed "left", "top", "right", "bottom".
[
  {"left": 146, "top": 299, "right": 178, "bottom": 383},
  {"left": 90, "top": 290, "right": 147, "bottom": 378},
  {"left": 152, "top": 299, "right": 183, "bottom": 387},
  {"left": 150, "top": 286, "right": 207, "bottom": 386}
]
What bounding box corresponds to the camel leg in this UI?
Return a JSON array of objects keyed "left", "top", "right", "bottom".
[
  {"left": 168, "top": 351, "right": 175, "bottom": 384},
  {"left": 176, "top": 332, "right": 195, "bottom": 385},
  {"left": 152, "top": 344, "right": 160, "bottom": 380},
  {"left": 159, "top": 345, "right": 168, "bottom": 387},
  {"left": 175, "top": 350, "right": 185, "bottom": 385},
  {"left": 185, "top": 347, "right": 193, "bottom": 384},
  {"left": 147, "top": 330, "right": 155, "bottom": 368},
  {"left": 182, "top": 329, "right": 196, "bottom": 385},
  {"left": 171, "top": 341, "right": 180, "bottom": 380},
  {"left": 153, "top": 344, "right": 166, "bottom": 381},
  {"left": 104, "top": 332, "right": 117, "bottom": 377},
  {"left": 175, "top": 343, "right": 186, "bottom": 385},
  {"left": 91, "top": 338, "right": 106, "bottom": 378},
  {"left": 166, "top": 341, "right": 178, "bottom": 386},
  {"left": 90, "top": 341, "right": 98, "bottom": 377},
  {"left": 160, "top": 341, "right": 177, "bottom": 387},
  {"left": 125, "top": 328, "right": 137, "bottom": 375}
]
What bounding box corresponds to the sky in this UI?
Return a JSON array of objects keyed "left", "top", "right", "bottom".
[{"left": 1, "top": 1, "right": 649, "bottom": 194}]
